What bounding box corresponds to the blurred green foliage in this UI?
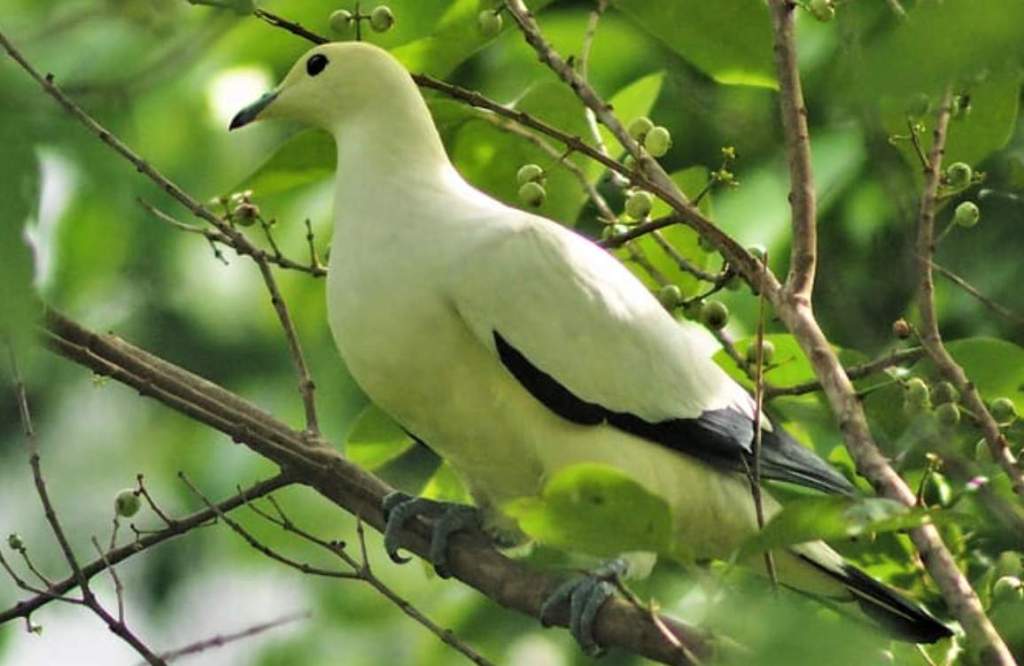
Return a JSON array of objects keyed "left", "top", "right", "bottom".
[{"left": 2, "top": 0, "right": 1024, "bottom": 664}]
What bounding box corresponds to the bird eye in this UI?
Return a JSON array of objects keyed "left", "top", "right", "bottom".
[{"left": 306, "top": 54, "right": 329, "bottom": 77}]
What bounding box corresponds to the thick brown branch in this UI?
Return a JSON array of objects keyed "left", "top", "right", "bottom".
[
  {"left": 768, "top": 0, "right": 816, "bottom": 301},
  {"left": 41, "top": 311, "right": 712, "bottom": 666}
]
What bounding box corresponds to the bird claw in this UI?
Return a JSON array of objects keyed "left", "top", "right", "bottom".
[
  {"left": 381, "top": 491, "right": 480, "bottom": 577},
  {"left": 539, "top": 559, "right": 627, "bottom": 657}
]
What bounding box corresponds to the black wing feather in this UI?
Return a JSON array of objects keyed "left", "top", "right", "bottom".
[{"left": 494, "top": 331, "right": 856, "bottom": 496}]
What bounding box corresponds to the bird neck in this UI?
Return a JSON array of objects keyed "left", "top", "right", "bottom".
[{"left": 331, "top": 91, "right": 453, "bottom": 200}]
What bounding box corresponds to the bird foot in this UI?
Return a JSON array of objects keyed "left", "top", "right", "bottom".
[
  {"left": 381, "top": 491, "right": 480, "bottom": 578},
  {"left": 540, "top": 558, "right": 628, "bottom": 657}
]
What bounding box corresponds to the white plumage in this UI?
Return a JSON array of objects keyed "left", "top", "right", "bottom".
[{"left": 230, "top": 40, "right": 950, "bottom": 645}]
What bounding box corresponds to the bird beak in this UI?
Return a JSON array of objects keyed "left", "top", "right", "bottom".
[{"left": 229, "top": 90, "right": 279, "bottom": 131}]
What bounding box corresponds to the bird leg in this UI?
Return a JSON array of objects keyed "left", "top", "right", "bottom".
[
  {"left": 381, "top": 491, "right": 481, "bottom": 579},
  {"left": 540, "top": 557, "right": 629, "bottom": 656}
]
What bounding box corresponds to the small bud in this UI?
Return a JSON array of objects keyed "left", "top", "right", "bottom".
[
  {"left": 997, "top": 551, "right": 1024, "bottom": 578},
  {"left": 643, "top": 126, "right": 672, "bottom": 158},
  {"left": 516, "top": 163, "right": 544, "bottom": 186},
  {"left": 329, "top": 9, "right": 353, "bottom": 33},
  {"left": 7, "top": 533, "right": 24, "bottom": 550},
  {"left": 518, "top": 181, "right": 546, "bottom": 208},
  {"left": 625, "top": 191, "right": 653, "bottom": 220},
  {"left": 232, "top": 202, "right": 260, "bottom": 226},
  {"left": 935, "top": 402, "right": 960, "bottom": 428},
  {"left": 477, "top": 9, "right": 502, "bottom": 37},
  {"left": 369, "top": 5, "right": 395, "bottom": 32},
  {"left": 115, "top": 489, "right": 141, "bottom": 518},
  {"left": 746, "top": 339, "right": 776, "bottom": 366},
  {"left": 892, "top": 318, "right": 912, "bottom": 339},
  {"left": 808, "top": 0, "right": 835, "bottom": 21},
  {"left": 954, "top": 201, "right": 980, "bottom": 228},
  {"left": 700, "top": 300, "right": 729, "bottom": 330},
  {"left": 945, "top": 162, "right": 973, "bottom": 190},
  {"left": 627, "top": 116, "right": 654, "bottom": 142},
  {"left": 721, "top": 145, "right": 737, "bottom": 161},
  {"left": 991, "top": 397, "right": 1018, "bottom": 424},
  {"left": 932, "top": 381, "right": 960, "bottom": 405},
  {"left": 657, "top": 284, "right": 683, "bottom": 309}
]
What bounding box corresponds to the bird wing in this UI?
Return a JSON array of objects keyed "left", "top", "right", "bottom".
[{"left": 447, "top": 212, "right": 855, "bottom": 496}]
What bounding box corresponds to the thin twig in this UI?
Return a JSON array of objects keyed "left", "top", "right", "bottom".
[
  {"left": 911, "top": 87, "right": 1018, "bottom": 663},
  {"left": 931, "top": 261, "right": 1024, "bottom": 326},
  {"left": 146, "top": 611, "right": 311, "bottom": 665},
  {"left": 764, "top": 347, "right": 926, "bottom": 399},
  {"left": 748, "top": 253, "right": 777, "bottom": 586}
]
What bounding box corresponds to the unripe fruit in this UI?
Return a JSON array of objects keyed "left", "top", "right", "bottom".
[
  {"left": 946, "top": 162, "right": 972, "bottom": 190},
  {"left": 748, "top": 244, "right": 767, "bottom": 263},
  {"left": 935, "top": 402, "right": 960, "bottom": 428},
  {"left": 905, "top": 378, "right": 930, "bottom": 405},
  {"left": 601, "top": 223, "right": 629, "bottom": 241},
  {"left": 477, "top": 10, "right": 502, "bottom": 37},
  {"left": 627, "top": 116, "right": 654, "bottom": 141},
  {"left": 932, "top": 381, "right": 960, "bottom": 405},
  {"left": 232, "top": 202, "right": 259, "bottom": 226},
  {"left": 625, "top": 191, "right": 653, "bottom": 220},
  {"left": 369, "top": 5, "right": 395, "bottom": 32},
  {"left": 808, "top": 0, "right": 835, "bottom": 21},
  {"left": 701, "top": 300, "right": 729, "bottom": 330},
  {"left": 658, "top": 284, "right": 683, "bottom": 309},
  {"left": 992, "top": 576, "right": 1023, "bottom": 605},
  {"left": 954, "top": 201, "right": 980, "bottom": 228},
  {"left": 7, "top": 533, "right": 24, "bottom": 550},
  {"left": 997, "top": 551, "right": 1024, "bottom": 578},
  {"left": 991, "top": 397, "right": 1018, "bottom": 424},
  {"left": 682, "top": 299, "right": 704, "bottom": 321},
  {"left": 115, "top": 489, "right": 141, "bottom": 518},
  {"left": 643, "top": 126, "right": 672, "bottom": 157},
  {"left": 922, "top": 472, "right": 952, "bottom": 507},
  {"left": 746, "top": 340, "right": 776, "bottom": 366},
  {"left": 516, "top": 163, "right": 544, "bottom": 186},
  {"left": 329, "top": 9, "right": 353, "bottom": 33},
  {"left": 892, "top": 318, "right": 912, "bottom": 339},
  {"left": 518, "top": 181, "right": 546, "bottom": 207}
]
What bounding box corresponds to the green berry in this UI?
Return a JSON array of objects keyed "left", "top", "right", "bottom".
[
  {"left": 935, "top": 402, "right": 961, "bottom": 428},
  {"left": 477, "top": 10, "right": 502, "bottom": 37},
  {"left": 933, "top": 381, "right": 960, "bottom": 405},
  {"left": 991, "top": 397, "right": 1017, "bottom": 424},
  {"left": 658, "top": 284, "right": 683, "bottom": 310},
  {"left": 600, "top": 223, "right": 629, "bottom": 241},
  {"left": 993, "top": 576, "right": 1022, "bottom": 605},
  {"left": 954, "top": 201, "right": 980, "bottom": 228},
  {"left": 746, "top": 340, "right": 776, "bottom": 366},
  {"left": 682, "top": 299, "right": 704, "bottom": 321},
  {"left": 369, "top": 5, "right": 395, "bottom": 32},
  {"left": 518, "top": 181, "right": 546, "bottom": 207},
  {"left": 906, "top": 378, "right": 930, "bottom": 405},
  {"left": 516, "top": 163, "right": 544, "bottom": 186},
  {"left": 946, "top": 162, "right": 972, "bottom": 189},
  {"left": 644, "top": 126, "right": 672, "bottom": 157},
  {"left": 748, "top": 244, "right": 767, "bottom": 263},
  {"left": 329, "top": 9, "right": 353, "bottom": 33},
  {"left": 808, "top": 0, "right": 835, "bottom": 21},
  {"left": 892, "top": 318, "right": 912, "bottom": 340},
  {"left": 700, "top": 300, "right": 729, "bottom": 330},
  {"left": 115, "top": 489, "right": 141, "bottom": 518},
  {"left": 997, "top": 551, "right": 1024, "bottom": 578},
  {"left": 232, "top": 202, "right": 259, "bottom": 226},
  {"left": 627, "top": 116, "right": 654, "bottom": 142},
  {"left": 7, "top": 533, "right": 24, "bottom": 550},
  {"left": 625, "top": 191, "right": 653, "bottom": 220}
]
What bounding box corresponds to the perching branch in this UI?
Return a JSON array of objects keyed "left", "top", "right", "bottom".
[
  {"left": 913, "top": 91, "right": 1024, "bottom": 499},
  {"left": 41, "top": 311, "right": 714, "bottom": 666}
]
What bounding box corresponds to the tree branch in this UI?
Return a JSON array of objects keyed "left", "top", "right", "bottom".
[{"left": 40, "top": 311, "right": 713, "bottom": 666}]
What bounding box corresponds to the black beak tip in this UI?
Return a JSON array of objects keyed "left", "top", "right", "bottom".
[{"left": 228, "top": 111, "right": 248, "bottom": 131}]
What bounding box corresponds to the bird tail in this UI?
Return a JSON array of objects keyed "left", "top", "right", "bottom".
[{"left": 794, "top": 551, "right": 953, "bottom": 644}]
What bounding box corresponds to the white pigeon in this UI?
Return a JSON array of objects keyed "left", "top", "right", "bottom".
[{"left": 230, "top": 41, "right": 951, "bottom": 649}]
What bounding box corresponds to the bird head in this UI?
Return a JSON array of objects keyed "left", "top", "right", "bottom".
[{"left": 229, "top": 42, "right": 412, "bottom": 132}]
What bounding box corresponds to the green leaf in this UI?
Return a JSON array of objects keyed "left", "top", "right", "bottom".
[
  {"left": 612, "top": 0, "right": 775, "bottom": 88},
  {"left": 236, "top": 129, "right": 335, "bottom": 197},
  {"left": 741, "top": 496, "right": 933, "bottom": 556},
  {"left": 503, "top": 463, "right": 672, "bottom": 557},
  {"left": 345, "top": 404, "right": 413, "bottom": 470}
]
